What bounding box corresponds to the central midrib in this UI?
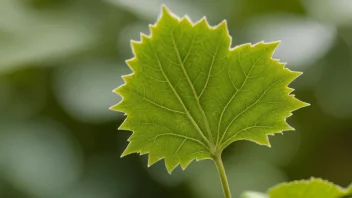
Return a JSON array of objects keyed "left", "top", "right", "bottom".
[
  {"left": 171, "top": 33, "right": 215, "bottom": 149},
  {"left": 148, "top": 40, "right": 211, "bottom": 148}
]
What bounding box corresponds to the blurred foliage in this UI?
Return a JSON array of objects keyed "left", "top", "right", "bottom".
[{"left": 0, "top": 0, "right": 351, "bottom": 198}]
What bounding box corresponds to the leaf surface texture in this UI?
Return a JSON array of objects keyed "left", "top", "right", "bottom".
[{"left": 111, "top": 6, "right": 308, "bottom": 172}]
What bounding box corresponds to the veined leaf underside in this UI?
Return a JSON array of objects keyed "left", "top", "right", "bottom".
[{"left": 111, "top": 6, "right": 309, "bottom": 173}]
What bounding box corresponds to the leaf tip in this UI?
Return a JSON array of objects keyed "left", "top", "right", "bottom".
[
  {"left": 130, "top": 39, "right": 143, "bottom": 58},
  {"left": 125, "top": 57, "right": 135, "bottom": 66},
  {"left": 252, "top": 135, "right": 272, "bottom": 147},
  {"left": 120, "top": 148, "right": 131, "bottom": 158},
  {"left": 267, "top": 40, "right": 281, "bottom": 47},
  {"left": 165, "top": 161, "right": 178, "bottom": 174},
  {"left": 181, "top": 15, "right": 193, "bottom": 25},
  {"left": 160, "top": 4, "right": 177, "bottom": 20},
  {"left": 160, "top": 4, "right": 169, "bottom": 16},
  {"left": 199, "top": 16, "right": 207, "bottom": 23},
  {"left": 217, "top": 19, "right": 229, "bottom": 31},
  {"left": 302, "top": 101, "right": 311, "bottom": 107},
  {"left": 109, "top": 103, "right": 118, "bottom": 111},
  {"left": 261, "top": 41, "right": 281, "bottom": 56},
  {"left": 147, "top": 155, "right": 162, "bottom": 168}
]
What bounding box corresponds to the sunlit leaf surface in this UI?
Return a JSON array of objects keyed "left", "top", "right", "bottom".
[
  {"left": 269, "top": 179, "right": 352, "bottom": 198},
  {"left": 242, "top": 178, "right": 352, "bottom": 198},
  {"left": 112, "top": 6, "right": 308, "bottom": 173}
]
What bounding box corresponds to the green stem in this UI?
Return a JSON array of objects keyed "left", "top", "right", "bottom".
[{"left": 214, "top": 153, "right": 231, "bottom": 198}]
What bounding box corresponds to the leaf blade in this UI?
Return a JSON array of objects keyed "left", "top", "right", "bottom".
[
  {"left": 112, "top": 5, "right": 309, "bottom": 172},
  {"left": 269, "top": 178, "right": 352, "bottom": 198},
  {"left": 241, "top": 178, "right": 352, "bottom": 198}
]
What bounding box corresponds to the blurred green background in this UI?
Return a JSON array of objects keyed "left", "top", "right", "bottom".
[{"left": 0, "top": 0, "right": 351, "bottom": 197}]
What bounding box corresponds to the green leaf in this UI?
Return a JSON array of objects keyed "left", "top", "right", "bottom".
[
  {"left": 348, "top": 185, "right": 352, "bottom": 195},
  {"left": 268, "top": 178, "right": 352, "bottom": 198},
  {"left": 241, "top": 179, "right": 352, "bottom": 198},
  {"left": 111, "top": 6, "right": 309, "bottom": 173}
]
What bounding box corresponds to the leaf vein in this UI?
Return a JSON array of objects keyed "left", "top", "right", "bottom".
[
  {"left": 136, "top": 122, "right": 209, "bottom": 149},
  {"left": 148, "top": 41, "right": 211, "bottom": 146},
  {"left": 171, "top": 33, "right": 214, "bottom": 145},
  {"left": 219, "top": 76, "right": 286, "bottom": 145},
  {"left": 172, "top": 138, "right": 187, "bottom": 159},
  {"left": 198, "top": 35, "right": 222, "bottom": 99},
  {"left": 216, "top": 49, "right": 268, "bottom": 146},
  {"left": 127, "top": 89, "right": 185, "bottom": 114}
]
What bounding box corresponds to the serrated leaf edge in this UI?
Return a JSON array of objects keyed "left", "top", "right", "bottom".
[{"left": 110, "top": 5, "right": 310, "bottom": 173}]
